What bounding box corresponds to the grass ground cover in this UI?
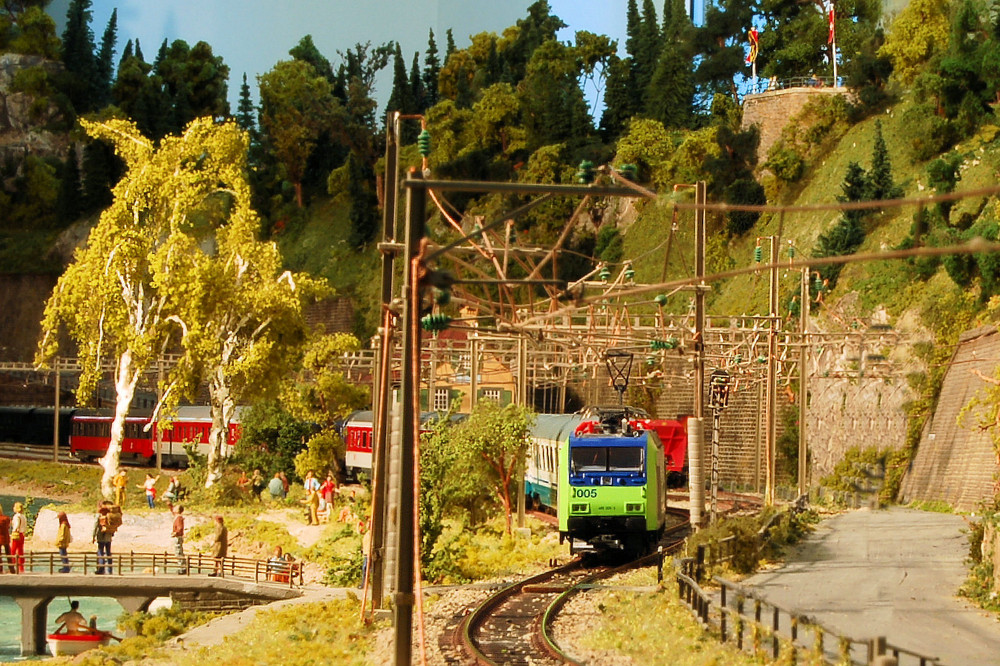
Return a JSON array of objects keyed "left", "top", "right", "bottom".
[
  {"left": 576, "top": 568, "right": 767, "bottom": 666},
  {"left": 65, "top": 598, "right": 380, "bottom": 666}
]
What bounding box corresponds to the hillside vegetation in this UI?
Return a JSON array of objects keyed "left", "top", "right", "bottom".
[{"left": 2, "top": 0, "right": 1000, "bottom": 490}]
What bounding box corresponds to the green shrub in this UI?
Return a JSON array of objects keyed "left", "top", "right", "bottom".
[
  {"left": 322, "top": 543, "right": 364, "bottom": 587},
  {"left": 765, "top": 146, "right": 804, "bottom": 182},
  {"left": 117, "top": 606, "right": 215, "bottom": 642}
]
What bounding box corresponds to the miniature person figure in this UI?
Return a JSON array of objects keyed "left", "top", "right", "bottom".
[
  {"left": 107, "top": 502, "right": 123, "bottom": 539},
  {"left": 171, "top": 505, "right": 186, "bottom": 574},
  {"left": 305, "top": 488, "right": 320, "bottom": 525},
  {"left": 10, "top": 502, "right": 27, "bottom": 573},
  {"left": 139, "top": 473, "right": 160, "bottom": 509},
  {"left": 112, "top": 470, "right": 127, "bottom": 507},
  {"left": 210, "top": 515, "right": 228, "bottom": 576},
  {"left": 54, "top": 600, "right": 88, "bottom": 635},
  {"left": 267, "top": 545, "right": 287, "bottom": 582},
  {"left": 251, "top": 469, "right": 265, "bottom": 499},
  {"left": 360, "top": 519, "right": 371, "bottom": 590},
  {"left": 303, "top": 470, "right": 320, "bottom": 494},
  {"left": 163, "top": 476, "right": 183, "bottom": 508},
  {"left": 0, "top": 503, "right": 11, "bottom": 574},
  {"left": 320, "top": 472, "right": 337, "bottom": 506},
  {"left": 55, "top": 511, "right": 72, "bottom": 573},
  {"left": 236, "top": 471, "right": 250, "bottom": 494},
  {"left": 92, "top": 505, "right": 113, "bottom": 574},
  {"left": 279, "top": 471, "right": 289, "bottom": 496},
  {"left": 268, "top": 472, "right": 284, "bottom": 500}
]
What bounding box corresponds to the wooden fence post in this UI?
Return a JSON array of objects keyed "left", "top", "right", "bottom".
[
  {"left": 720, "top": 583, "right": 727, "bottom": 642},
  {"left": 772, "top": 606, "right": 780, "bottom": 660}
]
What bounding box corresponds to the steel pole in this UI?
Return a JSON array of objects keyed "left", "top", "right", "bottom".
[
  {"left": 798, "top": 267, "right": 810, "bottom": 498},
  {"left": 710, "top": 407, "right": 720, "bottom": 522},
  {"left": 689, "top": 181, "right": 707, "bottom": 526},
  {"left": 517, "top": 336, "right": 527, "bottom": 528},
  {"left": 371, "top": 113, "right": 401, "bottom": 609},
  {"left": 764, "top": 237, "right": 779, "bottom": 506},
  {"left": 393, "top": 170, "right": 426, "bottom": 666}
]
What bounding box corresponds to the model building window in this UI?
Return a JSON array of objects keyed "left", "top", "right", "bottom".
[
  {"left": 481, "top": 388, "right": 502, "bottom": 403},
  {"left": 433, "top": 388, "right": 451, "bottom": 411}
]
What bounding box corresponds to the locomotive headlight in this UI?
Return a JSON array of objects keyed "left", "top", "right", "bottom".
[
  {"left": 625, "top": 502, "right": 644, "bottom": 513},
  {"left": 571, "top": 503, "right": 590, "bottom": 513}
]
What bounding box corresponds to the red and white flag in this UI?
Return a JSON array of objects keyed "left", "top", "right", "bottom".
[{"left": 828, "top": 7, "right": 836, "bottom": 44}]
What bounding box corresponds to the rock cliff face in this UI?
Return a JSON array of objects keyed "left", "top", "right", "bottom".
[{"left": 0, "top": 52, "right": 70, "bottom": 169}]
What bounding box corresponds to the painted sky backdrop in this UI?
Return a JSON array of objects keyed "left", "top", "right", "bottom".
[{"left": 46, "top": 1, "right": 649, "bottom": 117}]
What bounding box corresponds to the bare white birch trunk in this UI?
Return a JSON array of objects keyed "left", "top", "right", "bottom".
[
  {"left": 99, "top": 349, "right": 140, "bottom": 498},
  {"left": 205, "top": 369, "right": 235, "bottom": 488}
]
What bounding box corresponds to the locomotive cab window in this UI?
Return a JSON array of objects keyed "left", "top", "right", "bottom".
[
  {"left": 608, "top": 446, "right": 644, "bottom": 472},
  {"left": 571, "top": 447, "right": 606, "bottom": 473},
  {"left": 571, "top": 446, "right": 644, "bottom": 474}
]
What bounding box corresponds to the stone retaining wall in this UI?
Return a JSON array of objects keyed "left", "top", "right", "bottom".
[
  {"left": 900, "top": 326, "right": 1000, "bottom": 511},
  {"left": 741, "top": 86, "right": 848, "bottom": 160}
]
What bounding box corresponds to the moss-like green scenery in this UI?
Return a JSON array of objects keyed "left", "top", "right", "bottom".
[{"left": 63, "top": 599, "right": 380, "bottom": 666}]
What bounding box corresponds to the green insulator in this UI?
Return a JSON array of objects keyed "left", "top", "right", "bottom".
[
  {"left": 598, "top": 264, "right": 611, "bottom": 282},
  {"left": 788, "top": 295, "right": 800, "bottom": 317},
  {"left": 665, "top": 337, "right": 679, "bottom": 349},
  {"left": 654, "top": 294, "right": 668, "bottom": 307},
  {"left": 733, "top": 354, "right": 742, "bottom": 364},
  {"left": 618, "top": 164, "right": 637, "bottom": 180},
  {"left": 576, "top": 159, "right": 595, "bottom": 184},
  {"left": 788, "top": 244, "right": 796, "bottom": 259},
  {"left": 757, "top": 355, "right": 768, "bottom": 364},
  {"left": 645, "top": 355, "right": 657, "bottom": 367},
  {"left": 417, "top": 129, "right": 431, "bottom": 157},
  {"left": 433, "top": 287, "right": 451, "bottom": 306},
  {"left": 814, "top": 275, "right": 824, "bottom": 292},
  {"left": 754, "top": 245, "right": 763, "bottom": 263},
  {"left": 420, "top": 313, "right": 452, "bottom": 331},
  {"left": 624, "top": 262, "right": 635, "bottom": 282}
]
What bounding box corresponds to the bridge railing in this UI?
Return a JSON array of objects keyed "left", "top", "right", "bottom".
[{"left": 14, "top": 551, "right": 304, "bottom": 588}]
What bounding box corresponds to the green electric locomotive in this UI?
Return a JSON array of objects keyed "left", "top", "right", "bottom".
[{"left": 557, "top": 409, "right": 667, "bottom": 555}]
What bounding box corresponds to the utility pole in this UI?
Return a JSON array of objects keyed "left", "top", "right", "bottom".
[
  {"left": 370, "top": 112, "right": 402, "bottom": 611},
  {"left": 798, "top": 266, "right": 810, "bottom": 498},
  {"left": 517, "top": 336, "right": 527, "bottom": 528},
  {"left": 688, "top": 180, "right": 707, "bottom": 527},
  {"left": 764, "top": 236, "right": 779, "bottom": 506},
  {"left": 708, "top": 369, "right": 731, "bottom": 523},
  {"left": 393, "top": 170, "right": 426, "bottom": 666}
]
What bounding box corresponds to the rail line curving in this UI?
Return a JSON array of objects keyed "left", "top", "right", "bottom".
[{"left": 458, "top": 507, "right": 690, "bottom": 665}]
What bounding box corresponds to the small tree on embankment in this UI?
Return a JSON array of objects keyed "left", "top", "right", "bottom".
[{"left": 450, "top": 401, "right": 536, "bottom": 534}]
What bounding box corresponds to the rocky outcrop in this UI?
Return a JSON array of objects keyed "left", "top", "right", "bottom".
[{"left": 0, "top": 52, "right": 71, "bottom": 168}]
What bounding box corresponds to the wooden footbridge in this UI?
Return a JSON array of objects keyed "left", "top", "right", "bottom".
[{"left": 0, "top": 551, "right": 304, "bottom": 656}]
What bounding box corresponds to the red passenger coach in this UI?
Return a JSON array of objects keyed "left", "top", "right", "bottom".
[
  {"left": 340, "top": 410, "right": 465, "bottom": 480},
  {"left": 70, "top": 415, "right": 154, "bottom": 463},
  {"left": 69, "top": 406, "right": 243, "bottom": 467},
  {"left": 342, "top": 411, "right": 375, "bottom": 479}
]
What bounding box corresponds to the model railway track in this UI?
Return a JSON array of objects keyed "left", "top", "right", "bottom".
[
  {"left": 458, "top": 509, "right": 690, "bottom": 665},
  {"left": 0, "top": 441, "right": 75, "bottom": 463}
]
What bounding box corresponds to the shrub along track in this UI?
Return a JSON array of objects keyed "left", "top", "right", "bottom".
[{"left": 454, "top": 508, "right": 690, "bottom": 665}]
